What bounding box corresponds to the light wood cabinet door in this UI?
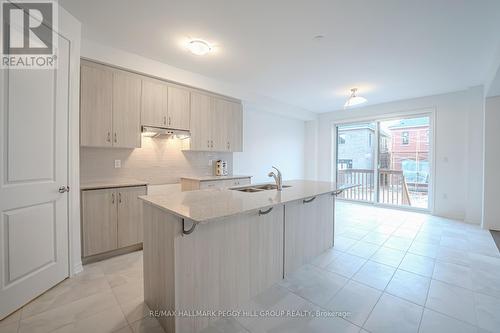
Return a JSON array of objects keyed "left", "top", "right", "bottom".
[
  {"left": 210, "top": 98, "right": 243, "bottom": 152},
  {"left": 82, "top": 189, "right": 118, "bottom": 257},
  {"left": 80, "top": 63, "right": 113, "bottom": 147},
  {"left": 167, "top": 85, "right": 190, "bottom": 130},
  {"left": 284, "top": 194, "right": 334, "bottom": 275},
  {"left": 230, "top": 102, "right": 243, "bottom": 152},
  {"left": 113, "top": 71, "right": 142, "bottom": 148},
  {"left": 117, "top": 186, "right": 147, "bottom": 248},
  {"left": 141, "top": 79, "right": 166, "bottom": 127},
  {"left": 212, "top": 98, "right": 231, "bottom": 152},
  {"left": 189, "top": 92, "right": 212, "bottom": 151},
  {"left": 223, "top": 177, "right": 250, "bottom": 188}
]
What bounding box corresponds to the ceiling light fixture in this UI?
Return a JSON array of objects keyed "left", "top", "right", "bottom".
[
  {"left": 187, "top": 39, "right": 212, "bottom": 56},
  {"left": 344, "top": 88, "right": 367, "bottom": 109}
]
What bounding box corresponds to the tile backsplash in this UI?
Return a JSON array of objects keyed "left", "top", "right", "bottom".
[{"left": 80, "top": 136, "right": 233, "bottom": 185}]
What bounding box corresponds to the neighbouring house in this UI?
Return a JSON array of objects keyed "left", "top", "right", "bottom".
[
  {"left": 337, "top": 123, "right": 389, "bottom": 170},
  {"left": 386, "top": 117, "right": 430, "bottom": 187}
]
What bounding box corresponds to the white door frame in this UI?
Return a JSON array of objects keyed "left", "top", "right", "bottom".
[
  {"left": 331, "top": 108, "right": 436, "bottom": 214},
  {"left": 59, "top": 5, "right": 82, "bottom": 276}
]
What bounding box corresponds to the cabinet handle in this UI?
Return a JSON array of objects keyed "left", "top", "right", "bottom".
[
  {"left": 168, "top": 116, "right": 171, "bottom": 126},
  {"left": 211, "top": 140, "right": 214, "bottom": 148},
  {"left": 303, "top": 196, "right": 316, "bottom": 204},
  {"left": 111, "top": 193, "right": 115, "bottom": 204},
  {"left": 207, "top": 140, "right": 210, "bottom": 148},
  {"left": 114, "top": 133, "right": 117, "bottom": 143},
  {"left": 259, "top": 207, "right": 273, "bottom": 216},
  {"left": 106, "top": 132, "right": 111, "bottom": 142},
  {"left": 163, "top": 116, "right": 167, "bottom": 126},
  {"left": 118, "top": 192, "right": 122, "bottom": 203}
]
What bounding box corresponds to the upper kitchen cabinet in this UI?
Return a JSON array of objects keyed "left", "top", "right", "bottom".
[
  {"left": 80, "top": 60, "right": 142, "bottom": 148},
  {"left": 141, "top": 79, "right": 166, "bottom": 127},
  {"left": 112, "top": 71, "right": 142, "bottom": 148},
  {"left": 214, "top": 98, "right": 243, "bottom": 152},
  {"left": 81, "top": 60, "right": 241, "bottom": 151},
  {"left": 189, "top": 92, "right": 213, "bottom": 151},
  {"left": 141, "top": 81, "right": 190, "bottom": 130},
  {"left": 167, "top": 85, "right": 190, "bottom": 130},
  {"left": 231, "top": 102, "right": 243, "bottom": 152},
  {"left": 188, "top": 92, "right": 243, "bottom": 152},
  {"left": 80, "top": 62, "right": 113, "bottom": 147}
]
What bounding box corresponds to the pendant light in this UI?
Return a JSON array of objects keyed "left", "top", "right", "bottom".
[{"left": 344, "top": 88, "right": 367, "bottom": 109}]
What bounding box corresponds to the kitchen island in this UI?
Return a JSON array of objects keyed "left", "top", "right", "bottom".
[{"left": 139, "top": 180, "right": 343, "bottom": 333}]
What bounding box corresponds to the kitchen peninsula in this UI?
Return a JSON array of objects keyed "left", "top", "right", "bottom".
[{"left": 140, "top": 180, "right": 343, "bottom": 333}]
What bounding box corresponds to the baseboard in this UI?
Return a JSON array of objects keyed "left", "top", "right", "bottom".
[{"left": 82, "top": 243, "right": 143, "bottom": 265}]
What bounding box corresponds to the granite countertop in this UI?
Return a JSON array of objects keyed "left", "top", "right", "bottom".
[
  {"left": 180, "top": 175, "right": 253, "bottom": 181},
  {"left": 139, "top": 180, "right": 342, "bottom": 223},
  {"left": 80, "top": 179, "right": 148, "bottom": 190}
]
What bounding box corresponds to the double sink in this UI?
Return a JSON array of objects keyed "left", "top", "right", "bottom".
[{"left": 231, "top": 184, "right": 292, "bottom": 193}]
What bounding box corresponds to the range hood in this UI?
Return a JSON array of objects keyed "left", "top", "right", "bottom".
[{"left": 141, "top": 126, "right": 190, "bottom": 139}]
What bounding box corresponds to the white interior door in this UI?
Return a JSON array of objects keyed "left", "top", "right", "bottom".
[{"left": 0, "top": 33, "right": 71, "bottom": 319}]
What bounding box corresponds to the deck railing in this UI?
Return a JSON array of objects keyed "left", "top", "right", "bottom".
[{"left": 337, "top": 169, "right": 411, "bottom": 205}]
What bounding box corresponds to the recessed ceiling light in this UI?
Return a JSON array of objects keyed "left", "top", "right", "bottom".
[
  {"left": 187, "top": 39, "right": 212, "bottom": 56},
  {"left": 313, "top": 34, "right": 325, "bottom": 40},
  {"left": 344, "top": 88, "right": 367, "bottom": 109}
]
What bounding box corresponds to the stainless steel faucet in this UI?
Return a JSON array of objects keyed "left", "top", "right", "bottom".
[{"left": 268, "top": 166, "right": 283, "bottom": 191}]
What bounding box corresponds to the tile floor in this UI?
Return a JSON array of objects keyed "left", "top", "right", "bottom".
[{"left": 1, "top": 201, "right": 499, "bottom": 333}]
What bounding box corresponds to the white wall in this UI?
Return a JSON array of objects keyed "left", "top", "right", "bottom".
[
  {"left": 233, "top": 107, "right": 305, "bottom": 183},
  {"left": 482, "top": 96, "right": 500, "bottom": 230},
  {"left": 304, "top": 120, "right": 319, "bottom": 180},
  {"left": 306, "top": 87, "right": 485, "bottom": 223}
]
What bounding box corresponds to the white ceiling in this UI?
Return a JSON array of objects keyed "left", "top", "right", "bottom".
[{"left": 60, "top": 0, "right": 500, "bottom": 113}]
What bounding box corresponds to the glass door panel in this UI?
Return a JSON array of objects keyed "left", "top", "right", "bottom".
[
  {"left": 336, "top": 122, "right": 376, "bottom": 203},
  {"left": 378, "top": 116, "right": 430, "bottom": 209}
]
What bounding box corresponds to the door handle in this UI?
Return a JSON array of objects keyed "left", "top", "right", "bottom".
[{"left": 58, "top": 186, "right": 70, "bottom": 193}]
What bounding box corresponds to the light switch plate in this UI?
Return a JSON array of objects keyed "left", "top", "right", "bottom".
[{"left": 114, "top": 160, "right": 121, "bottom": 168}]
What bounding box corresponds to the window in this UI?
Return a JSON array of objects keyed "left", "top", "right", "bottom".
[
  {"left": 402, "top": 131, "right": 409, "bottom": 145},
  {"left": 338, "top": 134, "right": 346, "bottom": 144}
]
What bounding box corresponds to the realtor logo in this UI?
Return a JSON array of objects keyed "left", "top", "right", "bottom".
[{"left": 1, "top": 0, "right": 57, "bottom": 68}]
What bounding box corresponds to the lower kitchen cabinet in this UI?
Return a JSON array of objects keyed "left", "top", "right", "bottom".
[
  {"left": 180, "top": 176, "right": 251, "bottom": 191},
  {"left": 81, "top": 185, "right": 147, "bottom": 258},
  {"left": 81, "top": 188, "right": 118, "bottom": 257},
  {"left": 117, "top": 186, "right": 147, "bottom": 248}
]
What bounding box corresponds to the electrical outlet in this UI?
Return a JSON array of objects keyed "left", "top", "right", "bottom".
[{"left": 114, "top": 160, "right": 121, "bottom": 168}]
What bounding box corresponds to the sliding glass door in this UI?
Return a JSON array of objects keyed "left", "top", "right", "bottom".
[{"left": 336, "top": 115, "right": 431, "bottom": 210}]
